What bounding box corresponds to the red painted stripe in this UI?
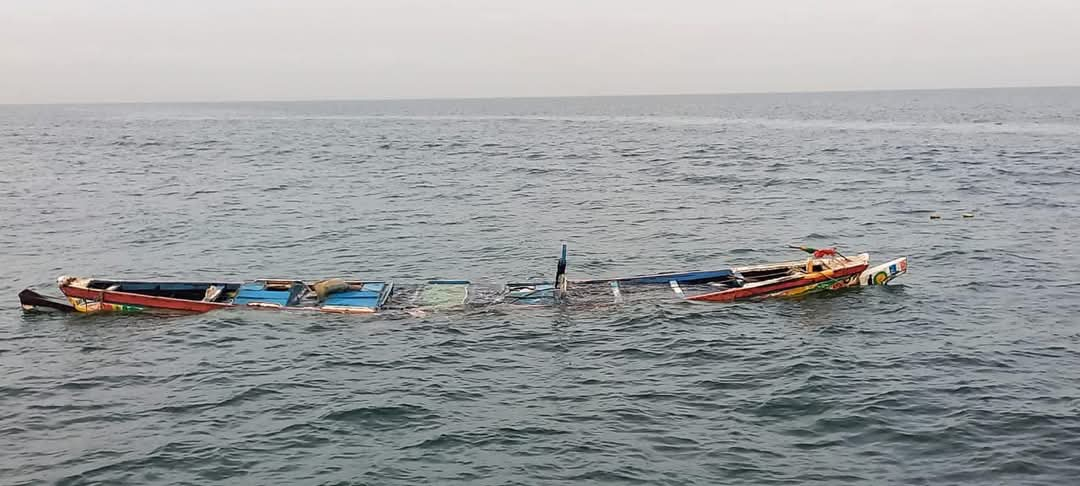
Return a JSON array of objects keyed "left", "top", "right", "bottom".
[
  {"left": 60, "top": 285, "right": 231, "bottom": 313},
  {"left": 686, "top": 263, "right": 868, "bottom": 302}
]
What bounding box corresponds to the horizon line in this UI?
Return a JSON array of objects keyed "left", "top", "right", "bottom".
[{"left": 2, "top": 84, "right": 1077, "bottom": 107}]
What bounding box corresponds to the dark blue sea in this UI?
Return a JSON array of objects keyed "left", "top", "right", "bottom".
[{"left": 2, "top": 87, "right": 1079, "bottom": 485}]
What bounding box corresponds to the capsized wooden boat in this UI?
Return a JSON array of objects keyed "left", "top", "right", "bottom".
[{"left": 19, "top": 245, "right": 907, "bottom": 315}]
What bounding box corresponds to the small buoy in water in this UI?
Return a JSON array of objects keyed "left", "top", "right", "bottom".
[
  {"left": 962, "top": 213, "right": 974, "bottom": 218},
  {"left": 930, "top": 213, "right": 942, "bottom": 220}
]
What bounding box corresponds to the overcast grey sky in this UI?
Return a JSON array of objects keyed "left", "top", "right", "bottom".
[{"left": 1, "top": 0, "right": 1078, "bottom": 104}]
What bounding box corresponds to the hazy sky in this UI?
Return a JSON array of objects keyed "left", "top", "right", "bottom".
[{"left": 2, "top": 0, "right": 1078, "bottom": 103}]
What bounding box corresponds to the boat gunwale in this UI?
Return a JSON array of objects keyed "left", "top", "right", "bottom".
[
  {"left": 568, "top": 254, "right": 870, "bottom": 287},
  {"left": 571, "top": 268, "right": 736, "bottom": 285}
]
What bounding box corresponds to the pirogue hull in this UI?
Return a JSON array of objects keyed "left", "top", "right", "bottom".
[{"left": 20, "top": 246, "right": 908, "bottom": 315}]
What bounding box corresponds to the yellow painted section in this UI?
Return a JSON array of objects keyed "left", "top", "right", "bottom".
[{"left": 68, "top": 298, "right": 142, "bottom": 313}]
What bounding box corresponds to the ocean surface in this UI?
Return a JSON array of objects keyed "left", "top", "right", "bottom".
[{"left": 2, "top": 87, "right": 1079, "bottom": 485}]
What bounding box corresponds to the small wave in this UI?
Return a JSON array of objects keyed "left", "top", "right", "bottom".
[
  {"left": 323, "top": 403, "right": 436, "bottom": 428},
  {"left": 147, "top": 385, "right": 282, "bottom": 414}
]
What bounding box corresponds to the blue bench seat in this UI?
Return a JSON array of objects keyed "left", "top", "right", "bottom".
[
  {"left": 232, "top": 281, "right": 306, "bottom": 307},
  {"left": 322, "top": 282, "right": 386, "bottom": 310}
]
